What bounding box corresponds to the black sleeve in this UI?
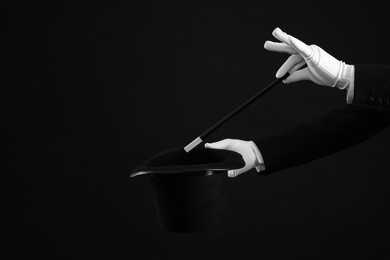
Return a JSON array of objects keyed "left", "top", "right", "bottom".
[{"left": 254, "top": 105, "right": 390, "bottom": 175}]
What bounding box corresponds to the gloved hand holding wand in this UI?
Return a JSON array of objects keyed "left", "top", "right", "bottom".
[{"left": 265, "top": 27, "right": 355, "bottom": 101}]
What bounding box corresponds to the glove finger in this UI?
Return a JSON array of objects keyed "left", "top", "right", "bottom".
[
  {"left": 228, "top": 168, "right": 245, "bottom": 178},
  {"left": 284, "top": 67, "right": 311, "bottom": 84},
  {"left": 272, "top": 27, "right": 312, "bottom": 59},
  {"left": 276, "top": 54, "right": 303, "bottom": 78},
  {"left": 227, "top": 147, "right": 256, "bottom": 177},
  {"left": 227, "top": 170, "right": 236, "bottom": 178},
  {"left": 288, "top": 35, "right": 312, "bottom": 59},
  {"left": 264, "top": 41, "right": 297, "bottom": 54},
  {"left": 272, "top": 27, "right": 290, "bottom": 45},
  {"left": 204, "top": 139, "right": 232, "bottom": 150}
]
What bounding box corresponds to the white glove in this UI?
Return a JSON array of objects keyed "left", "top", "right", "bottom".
[
  {"left": 205, "top": 139, "right": 265, "bottom": 178},
  {"left": 264, "top": 27, "right": 354, "bottom": 92}
]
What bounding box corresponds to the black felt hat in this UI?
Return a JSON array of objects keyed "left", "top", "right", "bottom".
[{"left": 131, "top": 147, "right": 245, "bottom": 232}]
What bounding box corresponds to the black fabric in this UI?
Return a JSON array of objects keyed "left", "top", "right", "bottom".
[
  {"left": 352, "top": 64, "right": 390, "bottom": 109},
  {"left": 131, "top": 147, "right": 245, "bottom": 177},
  {"left": 255, "top": 106, "right": 390, "bottom": 174},
  {"left": 150, "top": 173, "right": 228, "bottom": 232}
]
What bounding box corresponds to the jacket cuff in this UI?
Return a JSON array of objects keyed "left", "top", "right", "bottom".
[
  {"left": 346, "top": 65, "right": 355, "bottom": 104},
  {"left": 351, "top": 64, "right": 390, "bottom": 109}
]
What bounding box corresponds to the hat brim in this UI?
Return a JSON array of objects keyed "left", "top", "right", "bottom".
[{"left": 131, "top": 147, "right": 245, "bottom": 178}]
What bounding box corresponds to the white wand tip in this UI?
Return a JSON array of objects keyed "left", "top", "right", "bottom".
[{"left": 184, "top": 137, "right": 203, "bottom": 153}]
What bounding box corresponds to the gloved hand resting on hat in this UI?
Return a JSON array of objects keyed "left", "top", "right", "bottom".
[
  {"left": 264, "top": 27, "right": 355, "bottom": 104},
  {"left": 205, "top": 139, "right": 265, "bottom": 178},
  {"left": 205, "top": 28, "right": 357, "bottom": 178}
]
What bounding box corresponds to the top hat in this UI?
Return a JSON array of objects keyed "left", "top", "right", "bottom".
[{"left": 131, "top": 147, "right": 245, "bottom": 232}]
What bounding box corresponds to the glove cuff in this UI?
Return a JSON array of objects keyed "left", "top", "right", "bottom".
[
  {"left": 249, "top": 141, "right": 265, "bottom": 172},
  {"left": 333, "top": 62, "right": 354, "bottom": 90}
]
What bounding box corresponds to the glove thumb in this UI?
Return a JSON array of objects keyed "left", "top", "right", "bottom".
[
  {"left": 204, "top": 139, "right": 231, "bottom": 150},
  {"left": 284, "top": 67, "right": 311, "bottom": 84}
]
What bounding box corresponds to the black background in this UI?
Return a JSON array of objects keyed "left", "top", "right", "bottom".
[{"left": 4, "top": 1, "right": 390, "bottom": 259}]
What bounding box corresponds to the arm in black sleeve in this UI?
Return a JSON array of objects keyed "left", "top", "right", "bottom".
[{"left": 254, "top": 106, "right": 390, "bottom": 175}]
